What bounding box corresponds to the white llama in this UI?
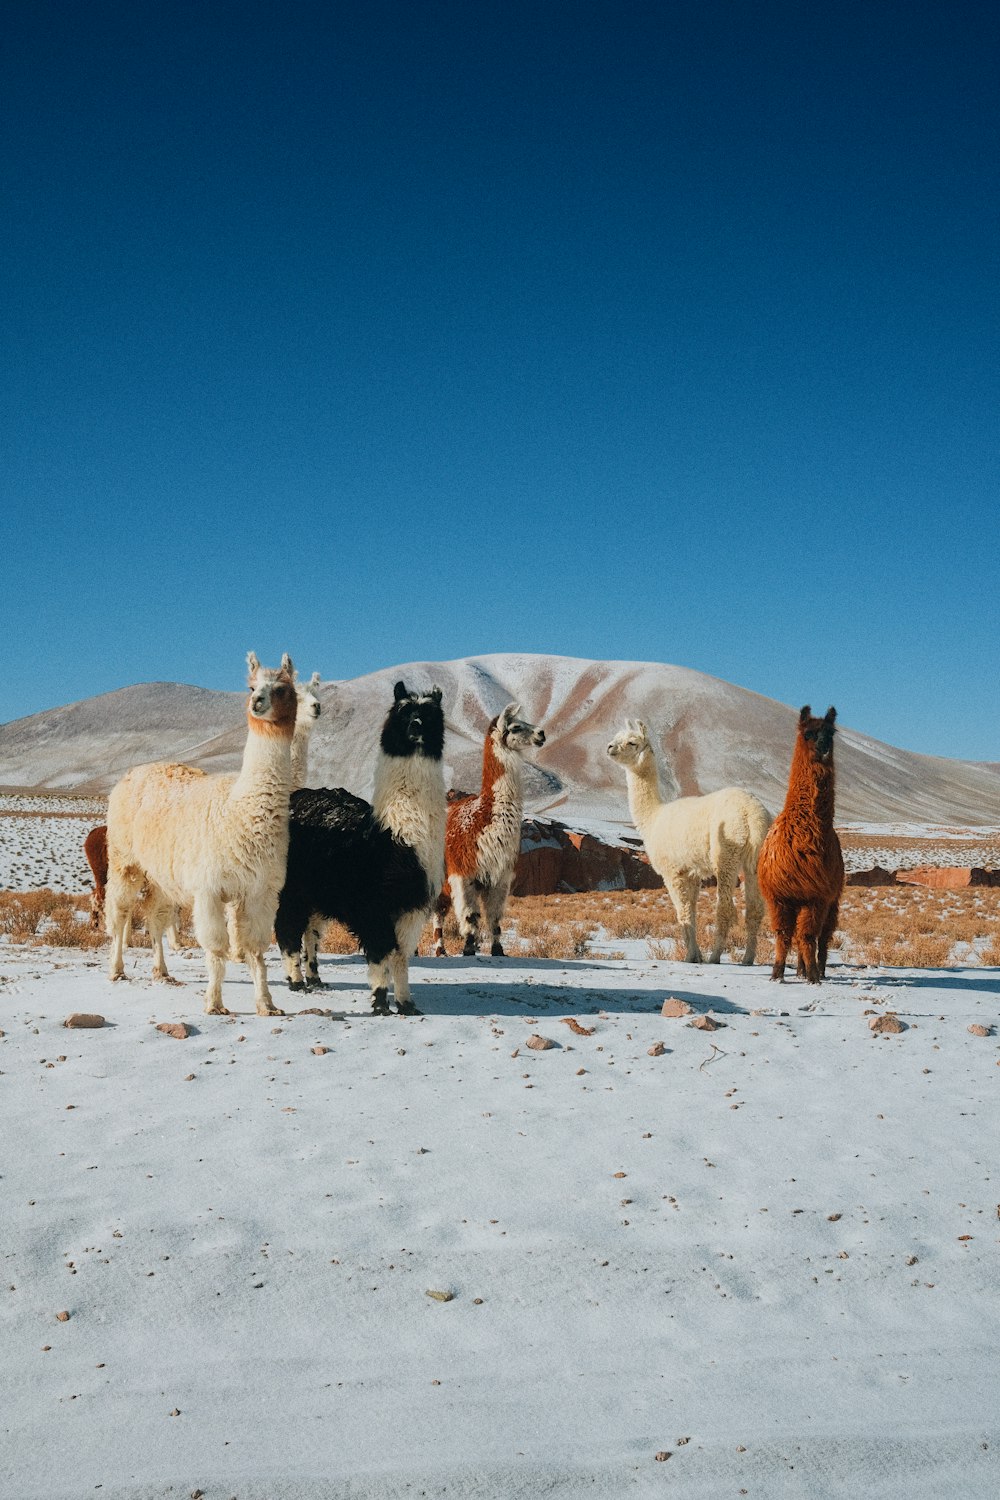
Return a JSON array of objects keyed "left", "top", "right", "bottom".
[
  {"left": 106, "top": 653, "right": 298, "bottom": 1015},
  {"left": 607, "top": 720, "right": 772, "bottom": 964},
  {"left": 226, "top": 666, "right": 323, "bottom": 965},
  {"left": 291, "top": 670, "right": 322, "bottom": 790}
]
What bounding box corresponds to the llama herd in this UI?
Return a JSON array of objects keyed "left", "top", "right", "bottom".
[{"left": 86, "top": 653, "right": 844, "bottom": 1015}]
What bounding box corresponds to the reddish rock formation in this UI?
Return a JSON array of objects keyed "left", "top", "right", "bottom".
[
  {"left": 896, "top": 866, "right": 1000, "bottom": 890},
  {"left": 512, "top": 818, "right": 663, "bottom": 896}
]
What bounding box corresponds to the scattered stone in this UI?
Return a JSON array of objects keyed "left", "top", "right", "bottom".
[
  {"left": 690, "top": 1014, "right": 724, "bottom": 1031},
  {"left": 868, "top": 1013, "right": 905, "bottom": 1034},
  {"left": 156, "top": 1023, "right": 190, "bottom": 1040},
  {"left": 654, "top": 1451, "right": 671, "bottom": 1461},
  {"left": 661, "top": 998, "right": 692, "bottom": 1018},
  {"left": 425, "top": 1289, "right": 454, "bottom": 1302},
  {"left": 647, "top": 1041, "right": 667, "bottom": 1057},
  {"left": 311, "top": 1046, "right": 328, "bottom": 1056},
  {"left": 184, "top": 1073, "right": 195, "bottom": 1082},
  {"left": 525, "top": 1034, "right": 556, "bottom": 1050},
  {"left": 826, "top": 1213, "right": 842, "bottom": 1222},
  {"left": 299, "top": 1007, "right": 331, "bottom": 1017},
  {"left": 560, "top": 1017, "right": 595, "bottom": 1036},
  {"left": 64, "top": 1014, "right": 105, "bottom": 1029},
  {"left": 968, "top": 1024, "right": 992, "bottom": 1037},
  {"left": 55, "top": 1311, "right": 70, "bottom": 1321}
]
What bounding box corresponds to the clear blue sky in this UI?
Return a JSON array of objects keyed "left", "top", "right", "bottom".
[{"left": 3, "top": 0, "right": 997, "bottom": 760}]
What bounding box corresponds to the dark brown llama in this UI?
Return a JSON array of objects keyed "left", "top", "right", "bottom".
[{"left": 757, "top": 705, "right": 845, "bottom": 984}]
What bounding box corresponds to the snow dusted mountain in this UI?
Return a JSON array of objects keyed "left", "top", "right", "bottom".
[{"left": 0, "top": 654, "right": 997, "bottom": 829}]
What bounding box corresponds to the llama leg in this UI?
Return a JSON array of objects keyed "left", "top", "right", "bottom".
[
  {"left": 391, "top": 909, "right": 428, "bottom": 1013},
  {"left": 794, "top": 904, "right": 822, "bottom": 984},
  {"left": 709, "top": 863, "right": 737, "bottom": 963},
  {"left": 274, "top": 898, "right": 310, "bottom": 991},
  {"left": 145, "top": 891, "right": 178, "bottom": 982},
  {"left": 106, "top": 867, "right": 142, "bottom": 980},
  {"left": 192, "top": 893, "right": 232, "bottom": 1015},
  {"left": 367, "top": 956, "right": 392, "bottom": 1015},
  {"left": 666, "top": 875, "right": 701, "bottom": 962},
  {"left": 741, "top": 866, "right": 765, "bottom": 966},
  {"left": 482, "top": 877, "right": 512, "bottom": 957},
  {"left": 818, "top": 901, "right": 839, "bottom": 980},
  {"left": 233, "top": 900, "right": 284, "bottom": 1016},
  {"left": 303, "top": 919, "right": 327, "bottom": 989},
  {"left": 451, "top": 877, "right": 481, "bottom": 957},
  {"left": 226, "top": 903, "right": 243, "bottom": 963},
  {"left": 768, "top": 899, "right": 796, "bottom": 981},
  {"left": 432, "top": 887, "right": 451, "bottom": 958}
]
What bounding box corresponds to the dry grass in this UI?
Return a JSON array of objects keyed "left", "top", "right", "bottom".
[
  {"left": 500, "top": 886, "right": 1000, "bottom": 968},
  {"left": 0, "top": 891, "right": 105, "bottom": 949},
  {"left": 2, "top": 883, "right": 998, "bottom": 970}
]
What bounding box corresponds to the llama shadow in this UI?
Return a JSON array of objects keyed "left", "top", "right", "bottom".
[
  {"left": 875, "top": 972, "right": 1000, "bottom": 996},
  {"left": 297, "top": 965, "right": 750, "bottom": 1019}
]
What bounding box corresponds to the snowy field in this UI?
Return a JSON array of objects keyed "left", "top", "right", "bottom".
[
  {"left": 1, "top": 941, "right": 998, "bottom": 1499},
  {"left": 0, "top": 796, "right": 106, "bottom": 895}
]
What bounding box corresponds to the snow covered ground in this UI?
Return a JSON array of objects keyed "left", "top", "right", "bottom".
[{"left": 1, "top": 941, "right": 998, "bottom": 1499}]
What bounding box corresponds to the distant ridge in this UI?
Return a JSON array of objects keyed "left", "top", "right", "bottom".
[{"left": 0, "top": 654, "right": 997, "bottom": 828}]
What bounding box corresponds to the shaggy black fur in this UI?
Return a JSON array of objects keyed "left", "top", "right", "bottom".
[{"left": 274, "top": 682, "right": 445, "bottom": 1013}]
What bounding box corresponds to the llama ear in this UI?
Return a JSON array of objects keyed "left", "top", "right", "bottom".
[
  {"left": 281, "top": 653, "right": 294, "bottom": 677},
  {"left": 394, "top": 680, "right": 409, "bottom": 702},
  {"left": 246, "top": 651, "right": 260, "bottom": 682},
  {"left": 799, "top": 705, "right": 812, "bottom": 724},
  {"left": 824, "top": 706, "right": 837, "bottom": 724},
  {"left": 500, "top": 702, "right": 516, "bottom": 724},
  {"left": 308, "top": 672, "right": 321, "bottom": 689},
  {"left": 636, "top": 720, "right": 649, "bottom": 738},
  {"left": 430, "top": 685, "right": 443, "bottom": 703}
]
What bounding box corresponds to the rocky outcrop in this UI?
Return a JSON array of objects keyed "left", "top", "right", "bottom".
[
  {"left": 896, "top": 866, "right": 1000, "bottom": 889},
  {"left": 512, "top": 818, "right": 662, "bottom": 896},
  {"left": 846, "top": 865, "right": 900, "bottom": 886}
]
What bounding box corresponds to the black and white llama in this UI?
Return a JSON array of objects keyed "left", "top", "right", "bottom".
[{"left": 274, "top": 681, "right": 446, "bottom": 1015}]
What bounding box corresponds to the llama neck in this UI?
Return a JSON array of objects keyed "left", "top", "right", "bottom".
[
  {"left": 230, "top": 716, "right": 295, "bottom": 805},
  {"left": 372, "top": 750, "right": 447, "bottom": 894},
  {"left": 482, "top": 737, "right": 525, "bottom": 816},
  {"left": 784, "top": 741, "right": 836, "bottom": 826},
  {"left": 624, "top": 752, "right": 665, "bottom": 834},
  {"left": 290, "top": 717, "right": 314, "bottom": 791}
]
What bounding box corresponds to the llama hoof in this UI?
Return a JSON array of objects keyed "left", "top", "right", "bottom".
[
  {"left": 395, "top": 1000, "right": 422, "bottom": 1016},
  {"left": 206, "top": 1003, "right": 233, "bottom": 1016},
  {"left": 371, "top": 1002, "right": 391, "bottom": 1017},
  {"left": 287, "top": 979, "right": 306, "bottom": 992},
  {"left": 461, "top": 939, "right": 477, "bottom": 957},
  {"left": 304, "top": 977, "right": 328, "bottom": 992},
  {"left": 433, "top": 945, "right": 446, "bottom": 958},
  {"left": 490, "top": 941, "right": 505, "bottom": 957},
  {"left": 258, "top": 1004, "right": 284, "bottom": 1017}
]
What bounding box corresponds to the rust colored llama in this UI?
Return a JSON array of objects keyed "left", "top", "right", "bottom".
[
  {"left": 84, "top": 825, "right": 108, "bottom": 929},
  {"left": 757, "top": 705, "right": 845, "bottom": 984}
]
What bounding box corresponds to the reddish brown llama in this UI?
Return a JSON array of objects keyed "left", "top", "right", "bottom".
[
  {"left": 433, "top": 705, "right": 545, "bottom": 957},
  {"left": 84, "top": 825, "right": 108, "bottom": 930},
  {"left": 757, "top": 705, "right": 845, "bottom": 984}
]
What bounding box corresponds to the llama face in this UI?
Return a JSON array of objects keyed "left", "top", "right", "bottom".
[
  {"left": 798, "top": 705, "right": 837, "bottom": 766},
  {"left": 246, "top": 653, "right": 298, "bottom": 731},
  {"left": 607, "top": 719, "right": 652, "bottom": 768},
  {"left": 381, "top": 681, "right": 446, "bottom": 761},
  {"left": 494, "top": 704, "right": 546, "bottom": 756},
  {"left": 297, "top": 672, "right": 323, "bottom": 722}
]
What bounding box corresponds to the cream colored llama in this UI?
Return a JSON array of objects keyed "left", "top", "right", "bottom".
[
  {"left": 291, "top": 671, "right": 322, "bottom": 790},
  {"left": 106, "top": 653, "right": 298, "bottom": 1015},
  {"left": 607, "top": 720, "right": 772, "bottom": 964},
  {"left": 226, "top": 667, "right": 322, "bottom": 965}
]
